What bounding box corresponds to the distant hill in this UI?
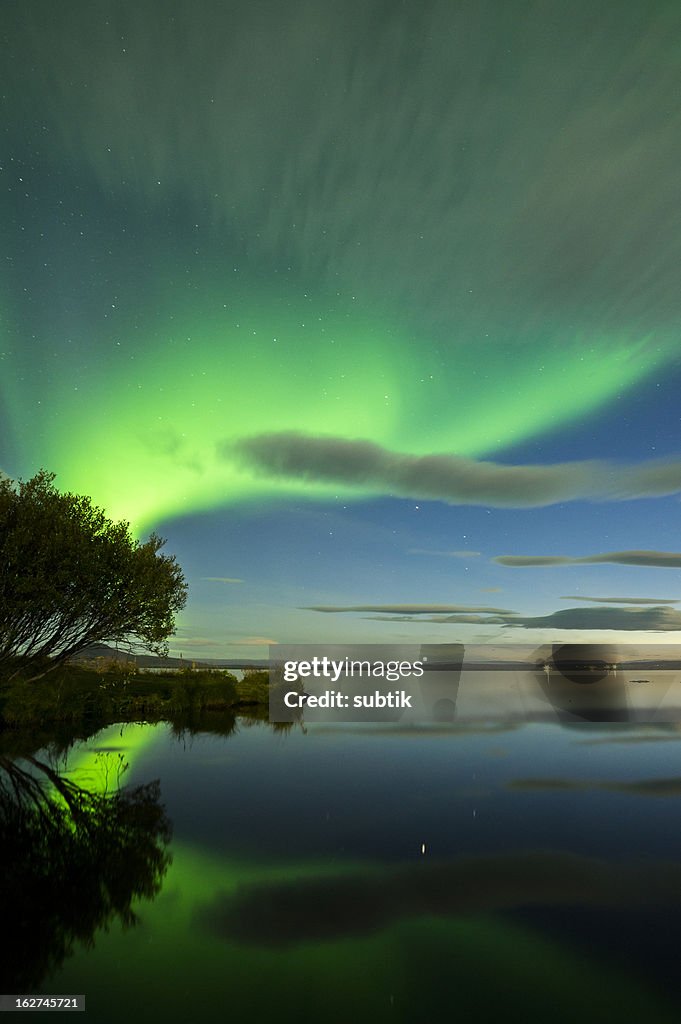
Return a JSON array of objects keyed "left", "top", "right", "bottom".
[{"left": 70, "top": 644, "right": 269, "bottom": 670}]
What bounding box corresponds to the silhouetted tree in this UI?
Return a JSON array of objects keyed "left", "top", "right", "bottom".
[{"left": 0, "top": 471, "right": 187, "bottom": 680}]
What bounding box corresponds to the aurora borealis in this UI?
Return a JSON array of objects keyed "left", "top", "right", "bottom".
[{"left": 4, "top": 0, "right": 681, "bottom": 657}]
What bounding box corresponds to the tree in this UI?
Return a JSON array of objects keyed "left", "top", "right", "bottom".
[{"left": 0, "top": 470, "right": 187, "bottom": 680}]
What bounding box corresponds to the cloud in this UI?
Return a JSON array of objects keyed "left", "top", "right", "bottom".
[
  {"left": 8, "top": 2, "right": 681, "bottom": 527},
  {"left": 231, "top": 432, "right": 681, "bottom": 508},
  {"left": 561, "top": 595, "right": 679, "bottom": 604},
  {"left": 201, "top": 577, "right": 244, "bottom": 584},
  {"left": 362, "top": 614, "right": 511, "bottom": 625},
  {"left": 304, "top": 604, "right": 514, "bottom": 614},
  {"left": 496, "top": 551, "right": 681, "bottom": 568},
  {"left": 11, "top": 1, "right": 681, "bottom": 344},
  {"left": 504, "top": 606, "right": 681, "bottom": 631},
  {"left": 363, "top": 605, "right": 681, "bottom": 632}
]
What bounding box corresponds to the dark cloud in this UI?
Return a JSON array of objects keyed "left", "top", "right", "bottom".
[
  {"left": 304, "top": 604, "right": 514, "bottom": 614},
  {"left": 362, "top": 614, "right": 511, "bottom": 625},
  {"left": 232, "top": 432, "right": 681, "bottom": 508},
  {"left": 364, "top": 606, "right": 681, "bottom": 632},
  {"left": 196, "top": 851, "right": 681, "bottom": 947},
  {"left": 504, "top": 606, "right": 681, "bottom": 631},
  {"left": 561, "top": 595, "right": 679, "bottom": 604},
  {"left": 497, "top": 551, "right": 681, "bottom": 567}
]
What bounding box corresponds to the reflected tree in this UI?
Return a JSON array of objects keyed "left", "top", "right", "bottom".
[{"left": 0, "top": 752, "right": 173, "bottom": 989}]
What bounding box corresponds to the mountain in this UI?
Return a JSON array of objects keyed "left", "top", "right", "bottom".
[{"left": 69, "top": 644, "right": 268, "bottom": 670}]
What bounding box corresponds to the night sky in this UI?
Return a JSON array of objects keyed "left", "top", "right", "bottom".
[{"left": 3, "top": 0, "right": 681, "bottom": 658}]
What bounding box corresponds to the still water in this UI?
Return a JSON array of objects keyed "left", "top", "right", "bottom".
[{"left": 4, "top": 714, "right": 681, "bottom": 1021}]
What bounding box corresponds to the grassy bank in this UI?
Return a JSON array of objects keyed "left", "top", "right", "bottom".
[{"left": 0, "top": 660, "right": 270, "bottom": 729}]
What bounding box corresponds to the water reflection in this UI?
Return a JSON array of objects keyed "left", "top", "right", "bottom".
[
  {"left": 3, "top": 713, "right": 681, "bottom": 1021},
  {"left": 197, "top": 851, "right": 681, "bottom": 947},
  {"left": 0, "top": 747, "right": 172, "bottom": 990},
  {"left": 532, "top": 644, "right": 680, "bottom": 723}
]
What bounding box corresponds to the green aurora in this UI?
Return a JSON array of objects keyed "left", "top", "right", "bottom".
[
  {"left": 3, "top": 0, "right": 681, "bottom": 533},
  {"left": 1, "top": 285, "right": 670, "bottom": 530}
]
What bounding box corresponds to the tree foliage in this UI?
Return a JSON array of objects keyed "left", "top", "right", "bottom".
[{"left": 0, "top": 471, "right": 187, "bottom": 679}]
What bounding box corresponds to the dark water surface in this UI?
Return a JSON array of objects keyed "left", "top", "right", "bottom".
[{"left": 4, "top": 716, "right": 681, "bottom": 1022}]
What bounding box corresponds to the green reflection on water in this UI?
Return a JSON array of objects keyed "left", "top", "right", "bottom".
[
  {"left": 51, "top": 840, "right": 678, "bottom": 1023},
  {"left": 0, "top": 727, "right": 172, "bottom": 991},
  {"left": 5, "top": 720, "right": 678, "bottom": 1022}
]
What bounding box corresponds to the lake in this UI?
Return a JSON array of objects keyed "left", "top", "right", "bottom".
[{"left": 3, "top": 713, "right": 681, "bottom": 1022}]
